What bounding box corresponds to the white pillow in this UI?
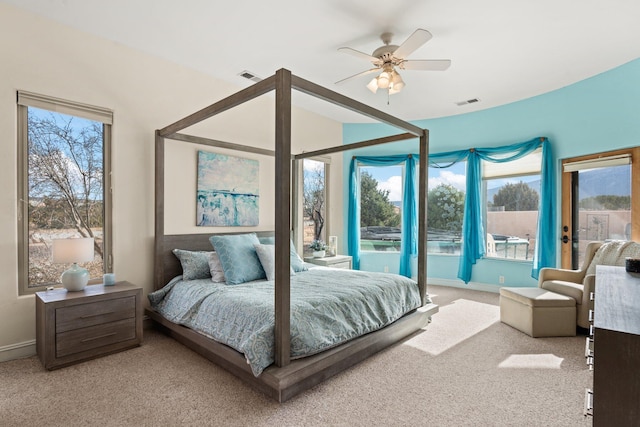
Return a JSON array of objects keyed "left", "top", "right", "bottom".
[
  {"left": 208, "top": 252, "right": 226, "bottom": 283},
  {"left": 254, "top": 243, "right": 295, "bottom": 281},
  {"left": 586, "top": 240, "right": 640, "bottom": 275}
]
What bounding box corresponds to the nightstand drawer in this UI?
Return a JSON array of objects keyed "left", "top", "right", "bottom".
[
  {"left": 56, "top": 296, "right": 136, "bottom": 333},
  {"left": 330, "top": 261, "right": 351, "bottom": 269},
  {"left": 56, "top": 318, "right": 136, "bottom": 358}
]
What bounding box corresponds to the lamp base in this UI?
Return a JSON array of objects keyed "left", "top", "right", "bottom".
[{"left": 61, "top": 263, "right": 90, "bottom": 291}]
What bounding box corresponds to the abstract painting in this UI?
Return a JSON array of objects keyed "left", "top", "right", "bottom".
[{"left": 197, "top": 151, "right": 259, "bottom": 226}]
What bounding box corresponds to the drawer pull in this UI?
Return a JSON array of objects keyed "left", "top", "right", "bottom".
[
  {"left": 589, "top": 325, "right": 594, "bottom": 337},
  {"left": 588, "top": 309, "right": 594, "bottom": 322},
  {"left": 586, "top": 355, "right": 594, "bottom": 370},
  {"left": 584, "top": 389, "right": 593, "bottom": 416},
  {"left": 80, "top": 332, "right": 117, "bottom": 343},
  {"left": 589, "top": 292, "right": 594, "bottom": 301},
  {"left": 80, "top": 311, "right": 115, "bottom": 319},
  {"left": 584, "top": 337, "right": 594, "bottom": 358}
]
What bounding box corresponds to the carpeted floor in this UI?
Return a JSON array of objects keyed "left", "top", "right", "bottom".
[{"left": 0, "top": 285, "right": 593, "bottom": 426}]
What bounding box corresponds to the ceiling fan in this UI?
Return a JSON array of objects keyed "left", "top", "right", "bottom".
[{"left": 336, "top": 29, "right": 451, "bottom": 95}]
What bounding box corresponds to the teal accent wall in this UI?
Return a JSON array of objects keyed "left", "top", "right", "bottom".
[{"left": 344, "top": 58, "right": 640, "bottom": 287}]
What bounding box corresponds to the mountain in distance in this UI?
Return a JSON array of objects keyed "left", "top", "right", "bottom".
[{"left": 387, "top": 167, "right": 630, "bottom": 205}]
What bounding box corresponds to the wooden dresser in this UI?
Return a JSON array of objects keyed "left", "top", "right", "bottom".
[
  {"left": 589, "top": 266, "right": 640, "bottom": 426},
  {"left": 36, "top": 281, "right": 143, "bottom": 370}
]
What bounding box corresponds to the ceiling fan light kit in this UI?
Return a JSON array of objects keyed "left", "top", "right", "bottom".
[
  {"left": 367, "top": 66, "right": 405, "bottom": 94},
  {"left": 337, "top": 28, "right": 451, "bottom": 97}
]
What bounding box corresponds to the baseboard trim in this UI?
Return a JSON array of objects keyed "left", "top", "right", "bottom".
[
  {"left": 0, "top": 340, "right": 36, "bottom": 362},
  {"left": 427, "top": 278, "right": 503, "bottom": 294}
]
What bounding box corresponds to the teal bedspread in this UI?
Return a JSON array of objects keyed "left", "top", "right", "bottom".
[{"left": 148, "top": 267, "right": 423, "bottom": 376}]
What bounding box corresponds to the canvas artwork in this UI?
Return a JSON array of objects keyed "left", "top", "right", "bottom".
[{"left": 197, "top": 151, "right": 259, "bottom": 226}]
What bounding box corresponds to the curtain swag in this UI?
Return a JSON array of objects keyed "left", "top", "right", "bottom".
[{"left": 348, "top": 137, "right": 555, "bottom": 282}]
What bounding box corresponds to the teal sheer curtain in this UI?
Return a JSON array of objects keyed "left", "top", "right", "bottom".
[
  {"left": 458, "top": 151, "right": 485, "bottom": 281},
  {"left": 348, "top": 155, "right": 416, "bottom": 277},
  {"left": 457, "top": 137, "right": 554, "bottom": 282},
  {"left": 348, "top": 137, "right": 555, "bottom": 283},
  {"left": 532, "top": 140, "right": 556, "bottom": 278}
]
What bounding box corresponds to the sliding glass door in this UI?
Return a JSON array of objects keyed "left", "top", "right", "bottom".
[{"left": 561, "top": 148, "right": 640, "bottom": 268}]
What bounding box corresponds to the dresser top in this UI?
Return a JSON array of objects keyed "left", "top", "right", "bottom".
[
  {"left": 35, "top": 281, "right": 140, "bottom": 304},
  {"left": 594, "top": 266, "right": 640, "bottom": 335}
]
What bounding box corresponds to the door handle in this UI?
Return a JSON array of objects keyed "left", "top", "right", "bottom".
[{"left": 562, "top": 235, "right": 569, "bottom": 244}]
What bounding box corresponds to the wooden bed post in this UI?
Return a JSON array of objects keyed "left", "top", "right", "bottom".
[
  {"left": 154, "top": 130, "right": 165, "bottom": 290},
  {"left": 274, "top": 68, "right": 292, "bottom": 367},
  {"left": 418, "top": 130, "right": 429, "bottom": 305}
]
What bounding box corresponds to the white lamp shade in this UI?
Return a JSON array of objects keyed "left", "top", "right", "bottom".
[
  {"left": 389, "top": 72, "right": 405, "bottom": 94},
  {"left": 377, "top": 72, "right": 391, "bottom": 89},
  {"left": 52, "top": 238, "right": 95, "bottom": 264},
  {"left": 366, "top": 78, "right": 379, "bottom": 93}
]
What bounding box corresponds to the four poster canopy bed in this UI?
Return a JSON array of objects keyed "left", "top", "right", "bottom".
[{"left": 146, "top": 69, "right": 438, "bottom": 402}]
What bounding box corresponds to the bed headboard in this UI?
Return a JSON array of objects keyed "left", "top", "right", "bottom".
[{"left": 154, "top": 231, "right": 275, "bottom": 291}]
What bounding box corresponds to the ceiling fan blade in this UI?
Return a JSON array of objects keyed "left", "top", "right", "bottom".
[
  {"left": 393, "top": 29, "right": 433, "bottom": 59},
  {"left": 401, "top": 59, "right": 451, "bottom": 71},
  {"left": 338, "top": 47, "right": 382, "bottom": 65},
  {"left": 335, "top": 68, "right": 380, "bottom": 85}
]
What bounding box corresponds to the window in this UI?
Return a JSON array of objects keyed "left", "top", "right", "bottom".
[
  {"left": 561, "top": 148, "right": 639, "bottom": 268},
  {"left": 359, "top": 165, "right": 402, "bottom": 252},
  {"left": 357, "top": 162, "right": 467, "bottom": 254},
  {"left": 427, "top": 162, "right": 466, "bottom": 255},
  {"left": 17, "top": 92, "right": 113, "bottom": 295},
  {"left": 483, "top": 150, "right": 541, "bottom": 261},
  {"left": 302, "top": 158, "right": 329, "bottom": 256}
]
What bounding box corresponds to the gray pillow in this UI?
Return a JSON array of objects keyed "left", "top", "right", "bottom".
[
  {"left": 172, "top": 249, "right": 212, "bottom": 280},
  {"left": 254, "top": 243, "right": 295, "bottom": 281}
]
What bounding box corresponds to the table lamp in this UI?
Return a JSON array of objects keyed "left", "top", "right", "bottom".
[{"left": 52, "top": 237, "right": 94, "bottom": 291}]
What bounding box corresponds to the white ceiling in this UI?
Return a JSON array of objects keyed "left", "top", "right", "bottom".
[{"left": 5, "top": 0, "right": 640, "bottom": 123}]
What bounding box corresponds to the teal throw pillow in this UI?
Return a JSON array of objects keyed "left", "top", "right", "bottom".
[{"left": 209, "top": 233, "right": 266, "bottom": 284}]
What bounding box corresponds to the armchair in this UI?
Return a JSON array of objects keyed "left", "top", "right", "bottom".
[{"left": 538, "top": 241, "right": 603, "bottom": 329}]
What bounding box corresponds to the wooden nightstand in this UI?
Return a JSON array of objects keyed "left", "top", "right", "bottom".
[
  {"left": 35, "top": 281, "right": 143, "bottom": 370},
  {"left": 304, "top": 254, "right": 352, "bottom": 269}
]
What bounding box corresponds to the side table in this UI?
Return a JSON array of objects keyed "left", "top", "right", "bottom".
[
  {"left": 304, "top": 254, "right": 352, "bottom": 269},
  {"left": 36, "top": 281, "right": 143, "bottom": 370}
]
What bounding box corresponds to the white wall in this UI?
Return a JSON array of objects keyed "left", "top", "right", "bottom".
[{"left": 0, "top": 4, "right": 343, "bottom": 359}]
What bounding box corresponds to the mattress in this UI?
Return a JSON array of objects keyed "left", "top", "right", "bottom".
[{"left": 148, "top": 267, "right": 423, "bottom": 376}]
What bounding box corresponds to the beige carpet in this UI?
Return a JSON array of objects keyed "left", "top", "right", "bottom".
[{"left": 0, "top": 285, "right": 593, "bottom": 426}]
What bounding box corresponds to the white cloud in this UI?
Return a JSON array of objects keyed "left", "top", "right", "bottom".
[
  {"left": 429, "top": 170, "right": 466, "bottom": 191},
  {"left": 377, "top": 175, "right": 403, "bottom": 201}
]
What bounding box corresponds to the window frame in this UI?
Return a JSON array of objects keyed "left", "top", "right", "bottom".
[
  {"left": 426, "top": 163, "right": 466, "bottom": 256},
  {"left": 358, "top": 164, "right": 404, "bottom": 253},
  {"left": 482, "top": 150, "right": 542, "bottom": 261},
  {"left": 17, "top": 91, "right": 113, "bottom": 295},
  {"left": 296, "top": 155, "right": 330, "bottom": 256}
]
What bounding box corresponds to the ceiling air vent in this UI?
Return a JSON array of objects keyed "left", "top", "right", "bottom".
[
  {"left": 455, "top": 98, "right": 480, "bottom": 106},
  {"left": 238, "top": 70, "right": 262, "bottom": 82}
]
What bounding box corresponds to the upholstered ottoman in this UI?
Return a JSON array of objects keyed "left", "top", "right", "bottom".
[{"left": 499, "top": 287, "right": 576, "bottom": 337}]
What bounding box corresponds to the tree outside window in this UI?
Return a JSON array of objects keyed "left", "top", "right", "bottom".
[
  {"left": 359, "top": 167, "right": 402, "bottom": 251},
  {"left": 303, "top": 159, "right": 327, "bottom": 255}
]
